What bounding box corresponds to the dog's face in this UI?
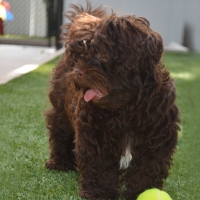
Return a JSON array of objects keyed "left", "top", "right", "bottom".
[{"left": 63, "top": 7, "right": 164, "bottom": 109}]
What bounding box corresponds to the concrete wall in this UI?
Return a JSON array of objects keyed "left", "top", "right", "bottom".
[
  {"left": 63, "top": 0, "right": 200, "bottom": 52},
  {"left": 183, "top": 0, "right": 200, "bottom": 52}
]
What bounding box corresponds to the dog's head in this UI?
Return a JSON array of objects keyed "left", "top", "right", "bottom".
[{"left": 62, "top": 2, "right": 164, "bottom": 109}]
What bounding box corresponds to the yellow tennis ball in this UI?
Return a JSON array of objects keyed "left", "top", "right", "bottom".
[{"left": 137, "top": 188, "right": 172, "bottom": 200}]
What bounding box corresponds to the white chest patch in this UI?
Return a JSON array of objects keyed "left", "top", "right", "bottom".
[{"left": 119, "top": 147, "right": 132, "bottom": 170}]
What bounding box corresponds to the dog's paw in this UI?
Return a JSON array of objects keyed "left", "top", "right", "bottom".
[{"left": 45, "top": 160, "right": 76, "bottom": 172}]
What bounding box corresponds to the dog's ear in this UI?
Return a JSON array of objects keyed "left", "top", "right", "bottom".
[
  {"left": 131, "top": 17, "right": 163, "bottom": 64},
  {"left": 61, "top": 2, "right": 106, "bottom": 44},
  {"left": 145, "top": 30, "right": 164, "bottom": 64},
  {"left": 65, "top": 13, "right": 101, "bottom": 41}
]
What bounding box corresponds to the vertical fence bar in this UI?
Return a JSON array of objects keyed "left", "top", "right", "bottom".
[{"left": 56, "top": 0, "right": 64, "bottom": 50}]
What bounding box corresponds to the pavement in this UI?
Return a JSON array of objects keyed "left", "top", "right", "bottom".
[
  {"left": 164, "top": 42, "right": 189, "bottom": 53},
  {"left": 0, "top": 42, "right": 189, "bottom": 85},
  {"left": 0, "top": 45, "right": 64, "bottom": 85}
]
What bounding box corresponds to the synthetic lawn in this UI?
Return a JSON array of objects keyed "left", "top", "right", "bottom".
[{"left": 0, "top": 53, "right": 200, "bottom": 199}]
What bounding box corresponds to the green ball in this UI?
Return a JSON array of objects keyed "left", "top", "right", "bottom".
[{"left": 137, "top": 188, "right": 172, "bottom": 200}]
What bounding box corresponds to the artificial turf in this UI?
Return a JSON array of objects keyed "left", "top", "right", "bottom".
[{"left": 0, "top": 53, "right": 200, "bottom": 199}]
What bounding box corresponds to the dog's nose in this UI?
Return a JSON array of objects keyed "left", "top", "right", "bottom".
[{"left": 75, "top": 68, "right": 85, "bottom": 77}]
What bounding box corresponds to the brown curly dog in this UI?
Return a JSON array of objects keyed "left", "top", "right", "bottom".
[{"left": 45, "top": 2, "right": 180, "bottom": 200}]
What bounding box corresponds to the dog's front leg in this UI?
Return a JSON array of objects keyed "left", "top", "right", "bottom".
[
  {"left": 122, "top": 153, "right": 173, "bottom": 200},
  {"left": 45, "top": 79, "right": 75, "bottom": 171},
  {"left": 45, "top": 108, "right": 76, "bottom": 172},
  {"left": 74, "top": 129, "right": 120, "bottom": 200}
]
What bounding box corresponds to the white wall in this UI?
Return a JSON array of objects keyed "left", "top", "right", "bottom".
[
  {"left": 63, "top": 0, "right": 185, "bottom": 45},
  {"left": 63, "top": 0, "right": 200, "bottom": 52},
  {"left": 183, "top": 0, "right": 200, "bottom": 52}
]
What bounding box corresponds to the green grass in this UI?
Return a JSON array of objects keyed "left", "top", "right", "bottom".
[
  {"left": 163, "top": 53, "right": 200, "bottom": 199},
  {"left": 0, "top": 53, "right": 200, "bottom": 199}
]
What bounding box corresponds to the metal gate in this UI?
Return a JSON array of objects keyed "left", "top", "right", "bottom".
[{"left": 0, "top": 0, "right": 63, "bottom": 49}]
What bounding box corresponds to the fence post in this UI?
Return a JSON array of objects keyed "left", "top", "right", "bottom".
[
  {"left": 55, "top": 0, "right": 63, "bottom": 50},
  {"left": 46, "top": 0, "right": 56, "bottom": 47}
]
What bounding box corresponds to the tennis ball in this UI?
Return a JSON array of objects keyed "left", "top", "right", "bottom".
[{"left": 137, "top": 188, "right": 172, "bottom": 200}]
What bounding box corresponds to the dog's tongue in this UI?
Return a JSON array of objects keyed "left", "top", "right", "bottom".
[{"left": 84, "top": 89, "right": 99, "bottom": 102}]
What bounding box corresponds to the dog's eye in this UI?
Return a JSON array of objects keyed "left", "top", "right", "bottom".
[
  {"left": 70, "top": 59, "right": 77, "bottom": 68},
  {"left": 96, "top": 55, "right": 101, "bottom": 60},
  {"left": 95, "top": 54, "right": 103, "bottom": 61},
  {"left": 96, "top": 54, "right": 107, "bottom": 62}
]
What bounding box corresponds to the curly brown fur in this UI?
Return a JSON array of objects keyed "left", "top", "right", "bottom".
[{"left": 45, "top": 2, "right": 180, "bottom": 200}]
